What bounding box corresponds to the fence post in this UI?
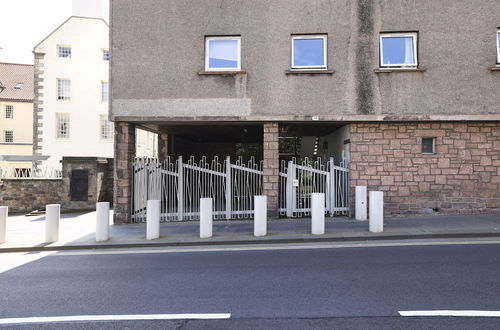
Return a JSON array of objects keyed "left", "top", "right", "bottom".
[
  {"left": 369, "top": 191, "right": 384, "bottom": 233},
  {"left": 147, "top": 200, "right": 161, "bottom": 240},
  {"left": 200, "top": 198, "right": 213, "bottom": 238},
  {"left": 225, "top": 156, "right": 232, "bottom": 220},
  {"left": 286, "top": 161, "right": 295, "bottom": 217},
  {"left": 96, "top": 202, "right": 110, "bottom": 242},
  {"left": 355, "top": 186, "right": 368, "bottom": 221},
  {"left": 327, "top": 157, "right": 335, "bottom": 215},
  {"left": 311, "top": 193, "right": 325, "bottom": 235},
  {"left": 0, "top": 206, "right": 7, "bottom": 244},
  {"left": 177, "top": 156, "right": 184, "bottom": 221},
  {"left": 45, "top": 204, "right": 60, "bottom": 243},
  {"left": 254, "top": 195, "right": 267, "bottom": 237}
]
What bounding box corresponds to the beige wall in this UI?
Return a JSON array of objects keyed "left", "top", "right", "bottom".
[{"left": 0, "top": 100, "right": 33, "bottom": 169}]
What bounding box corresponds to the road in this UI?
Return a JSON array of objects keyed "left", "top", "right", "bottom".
[{"left": 1, "top": 240, "right": 500, "bottom": 329}]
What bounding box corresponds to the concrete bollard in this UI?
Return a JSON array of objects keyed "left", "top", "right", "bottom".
[
  {"left": 200, "top": 198, "right": 213, "bottom": 238},
  {"left": 96, "top": 202, "right": 110, "bottom": 242},
  {"left": 146, "top": 200, "right": 161, "bottom": 240},
  {"left": 311, "top": 193, "right": 325, "bottom": 235},
  {"left": 0, "top": 206, "right": 7, "bottom": 244},
  {"left": 355, "top": 186, "right": 368, "bottom": 221},
  {"left": 45, "top": 204, "right": 60, "bottom": 243},
  {"left": 254, "top": 195, "right": 267, "bottom": 237},
  {"left": 369, "top": 191, "right": 384, "bottom": 233}
]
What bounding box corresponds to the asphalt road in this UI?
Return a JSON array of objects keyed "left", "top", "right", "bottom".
[{"left": 1, "top": 241, "right": 500, "bottom": 329}]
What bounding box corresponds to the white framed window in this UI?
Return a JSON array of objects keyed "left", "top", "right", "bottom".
[
  {"left": 56, "top": 113, "right": 70, "bottom": 139},
  {"left": 103, "top": 49, "right": 110, "bottom": 61},
  {"left": 57, "top": 45, "right": 71, "bottom": 58},
  {"left": 100, "top": 115, "right": 113, "bottom": 140},
  {"left": 57, "top": 79, "right": 71, "bottom": 100},
  {"left": 291, "top": 35, "right": 328, "bottom": 70},
  {"left": 101, "top": 81, "right": 109, "bottom": 102},
  {"left": 496, "top": 30, "right": 500, "bottom": 64},
  {"left": 5, "top": 105, "right": 13, "bottom": 119},
  {"left": 4, "top": 130, "right": 13, "bottom": 143},
  {"left": 205, "top": 36, "right": 241, "bottom": 71},
  {"left": 380, "top": 33, "right": 418, "bottom": 68}
]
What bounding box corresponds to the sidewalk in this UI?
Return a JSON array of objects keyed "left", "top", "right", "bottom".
[{"left": 1, "top": 211, "right": 500, "bottom": 252}]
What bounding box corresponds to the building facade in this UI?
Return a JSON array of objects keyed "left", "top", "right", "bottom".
[
  {"left": 33, "top": 16, "right": 113, "bottom": 170},
  {"left": 110, "top": 0, "right": 500, "bottom": 223},
  {"left": 0, "top": 62, "right": 34, "bottom": 175}
]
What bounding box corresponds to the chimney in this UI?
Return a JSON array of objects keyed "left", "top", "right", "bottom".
[{"left": 72, "top": 0, "right": 104, "bottom": 19}]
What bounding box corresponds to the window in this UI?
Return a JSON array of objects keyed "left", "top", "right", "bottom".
[
  {"left": 291, "top": 35, "right": 327, "bottom": 69},
  {"left": 103, "top": 49, "right": 110, "bottom": 61},
  {"left": 57, "top": 79, "right": 71, "bottom": 100},
  {"left": 5, "top": 105, "right": 13, "bottom": 119},
  {"left": 101, "top": 81, "right": 109, "bottom": 102},
  {"left": 100, "top": 115, "right": 113, "bottom": 140},
  {"left": 497, "top": 30, "right": 500, "bottom": 64},
  {"left": 422, "top": 137, "right": 435, "bottom": 154},
  {"left": 56, "top": 113, "right": 70, "bottom": 139},
  {"left": 380, "top": 33, "right": 418, "bottom": 68},
  {"left": 205, "top": 36, "right": 241, "bottom": 71},
  {"left": 14, "top": 83, "right": 24, "bottom": 89},
  {"left": 57, "top": 46, "right": 71, "bottom": 58},
  {"left": 4, "top": 130, "right": 13, "bottom": 143}
]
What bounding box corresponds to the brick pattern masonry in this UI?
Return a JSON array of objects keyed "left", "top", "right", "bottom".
[
  {"left": 263, "top": 122, "right": 280, "bottom": 217},
  {"left": 350, "top": 122, "right": 500, "bottom": 215}
]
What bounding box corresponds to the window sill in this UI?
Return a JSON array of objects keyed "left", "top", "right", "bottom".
[
  {"left": 489, "top": 66, "right": 500, "bottom": 71},
  {"left": 374, "top": 68, "right": 426, "bottom": 73},
  {"left": 285, "top": 69, "right": 335, "bottom": 75},
  {"left": 198, "top": 70, "right": 247, "bottom": 76}
]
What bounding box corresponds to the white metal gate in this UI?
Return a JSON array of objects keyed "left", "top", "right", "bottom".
[
  {"left": 279, "top": 157, "right": 349, "bottom": 217},
  {"left": 132, "top": 156, "right": 349, "bottom": 222}
]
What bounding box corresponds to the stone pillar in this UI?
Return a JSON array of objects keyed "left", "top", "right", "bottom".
[
  {"left": 158, "top": 132, "right": 169, "bottom": 162},
  {"left": 263, "top": 122, "right": 280, "bottom": 218},
  {"left": 113, "top": 122, "right": 136, "bottom": 224}
]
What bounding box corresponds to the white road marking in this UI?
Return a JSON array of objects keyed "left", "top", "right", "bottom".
[
  {"left": 45, "top": 239, "right": 500, "bottom": 256},
  {"left": 399, "top": 310, "right": 500, "bottom": 317},
  {"left": 0, "top": 313, "right": 231, "bottom": 325}
]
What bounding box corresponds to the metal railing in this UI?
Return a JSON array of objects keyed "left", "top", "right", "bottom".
[{"left": 0, "top": 167, "right": 62, "bottom": 179}]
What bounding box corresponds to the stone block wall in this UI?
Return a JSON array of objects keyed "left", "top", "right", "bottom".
[
  {"left": 263, "top": 122, "right": 280, "bottom": 217},
  {"left": 349, "top": 122, "right": 500, "bottom": 215},
  {"left": 0, "top": 179, "right": 65, "bottom": 213}
]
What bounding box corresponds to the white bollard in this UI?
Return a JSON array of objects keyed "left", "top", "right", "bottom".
[
  {"left": 254, "top": 195, "right": 267, "bottom": 237},
  {"left": 96, "top": 202, "right": 110, "bottom": 242},
  {"left": 355, "top": 186, "right": 368, "bottom": 221},
  {"left": 200, "top": 198, "right": 213, "bottom": 238},
  {"left": 311, "top": 193, "right": 325, "bottom": 235},
  {"left": 45, "top": 204, "right": 60, "bottom": 243},
  {"left": 146, "top": 200, "right": 161, "bottom": 240},
  {"left": 369, "top": 191, "right": 384, "bottom": 233},
  {"left": 0, "top": 206, "right": 7, "bottom": 244}
]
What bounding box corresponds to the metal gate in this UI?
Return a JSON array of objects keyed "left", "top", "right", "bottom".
[
  {"left": 132, "top": 156, "right": 349, "bottom": 222},
  {"left": 279, "top": 157, "right": 349, "bottom": 217}
]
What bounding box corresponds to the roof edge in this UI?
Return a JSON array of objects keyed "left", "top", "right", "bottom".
[{"left": 0, "top": 62, "right": 34, "bottom": 67}]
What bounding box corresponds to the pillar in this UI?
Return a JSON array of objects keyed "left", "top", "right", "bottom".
[
  {"left": 263, "top": 122, "right": 279, "bottom": 218},
  {"left": 113, "top": 122, "right": 136, "bottom": 224},
  {"left": 158, "top": 132, "right": 169, "bottom": 162}
]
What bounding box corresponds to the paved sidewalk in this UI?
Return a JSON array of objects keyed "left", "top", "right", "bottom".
[{"left": 1, "top": 211, "right": 500, "bottom": 252}]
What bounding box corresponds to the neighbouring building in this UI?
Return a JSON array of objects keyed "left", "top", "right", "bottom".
[
  {"left": 33, "top": 14, "right": 113, "bottom": 170},
  {"left": 110, "top": 0, "right": 500, "bottom": 223},
  {"left": 0, "top": 62, "right": 34, "bottom": 175}
]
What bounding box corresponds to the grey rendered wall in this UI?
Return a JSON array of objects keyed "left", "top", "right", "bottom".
[{"left": 110, "top": 0, "right": 500, "bottom": 122}]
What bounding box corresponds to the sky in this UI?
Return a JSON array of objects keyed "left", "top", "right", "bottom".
[{"left": 0, "top": 0, "right": 109, "bottom": 64}]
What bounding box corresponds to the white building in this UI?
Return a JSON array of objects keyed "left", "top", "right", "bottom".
[{"left": 33, "top": 14, "right": 112, "bottom": 169}]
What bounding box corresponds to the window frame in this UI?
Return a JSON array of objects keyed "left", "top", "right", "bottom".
[
  {"left": 421, "top": 137, "right": 436, "bottom": 155},
  {"left": 57, "top": 79, "right": 71, "bottom": 101},
  {"left": 379, "top": 32, "right": 418, "bottom": 68},
  {"left": 55, "top": 113, "right": 70, "bottom": 139},
  {"left": 5, "top": 105, "right": 13, "bottom": 119},
  {"left": 496, "top": 29, "right": 500, "bottom": 65},
  {"left": 4, "top": 130, "right": 13, "bottom": 143},
  {"left": 103, "top": 49, "right": 110, "bottom": 61},
  {"left": 101, "top": 81, "right": 109, "bottom": 102},
  {"left": 57, "top": 45, "right": 72, "bottom": 58},
  {"left": 291, "top": 34, "right": 328, "bottom": 70},
  {"left": 99, "top": 115, "right": 113, "bottom": 140},
  {"left": 204, "top": 36, "right": 241, "bottom": 72}
]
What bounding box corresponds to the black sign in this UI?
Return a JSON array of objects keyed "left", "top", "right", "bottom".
[{"left": 70, "top": 170, "right": 89, "bottom": 201}]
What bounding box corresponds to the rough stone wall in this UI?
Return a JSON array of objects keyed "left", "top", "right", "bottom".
[
  {"left": 349, "top": 122, "right": 500, "bottom": 215},
  {"left": 0, "top": 179, "right": 65, "bottom": 213},
  {"left": 263, "top": 122, "right": 280, "bottom": 217}
]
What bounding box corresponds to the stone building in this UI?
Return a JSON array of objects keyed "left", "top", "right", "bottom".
[{"left": 110, "top": 0, "right": 500, "bottom": 223}]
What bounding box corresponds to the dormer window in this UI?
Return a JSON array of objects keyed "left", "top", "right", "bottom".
[{"left": 14, "top": 83, "right": 23, "bottom": 89}]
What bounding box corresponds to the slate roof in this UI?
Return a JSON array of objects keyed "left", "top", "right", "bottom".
[{"left": 0, "top": 62, "right": 34, "bottom": 102}]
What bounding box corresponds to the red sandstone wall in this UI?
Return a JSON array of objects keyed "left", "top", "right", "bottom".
[{"left": 349, "top": 122, "right": 500, "bottom": 215}]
